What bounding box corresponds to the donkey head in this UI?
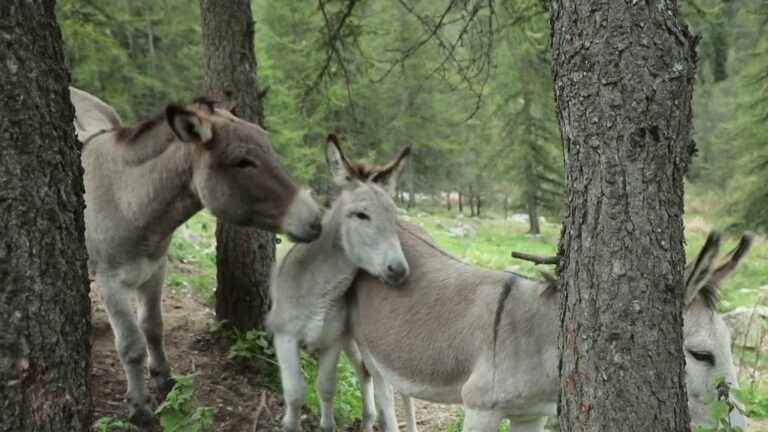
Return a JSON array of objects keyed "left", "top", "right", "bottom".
[
  {"left": 165, "top": 99, "right": 322, "bottom": 242},
  {"left": 325, "top": 135, "right": 410, "bottom": 286},
  {"left": 683, "top": 231, "right": 752, "bottom": 430}
]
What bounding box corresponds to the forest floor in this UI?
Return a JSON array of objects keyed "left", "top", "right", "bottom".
[{"left": 90, "top": 286, "right": 286, "bottom": 432}]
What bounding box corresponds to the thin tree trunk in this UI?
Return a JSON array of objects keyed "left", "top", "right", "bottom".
[
  {"left": 476, "top": 195, "right": 482, "bottom": 218},
  {"left": 527, "top": 193, "right": 540, "bottom": 235},
  {"left": 458, "top": 191, "right": 464, "bottom": 214},
  {"left": 503, "top": 193, "right": 509, "bottom": 219},
  {"left": 407, "top": 160, "right": 415, "bottom": 209},
  {"left": 200, "top": 0, "right": 275, "bottom": 331},
  {"left": 468, "top": 185, "right": 475, "bottom": 217},
  {"left": 551, "top": 1, "right": 696, "bottom": 430},
  {"left": 710, "top": 0, "right": 735, "bottom": 83},
  {"left": 446, "top": 191, "right": 452, "bottom": 211},
  {"left": 0, "top": 1, "right": 92, "bottom": 430}
]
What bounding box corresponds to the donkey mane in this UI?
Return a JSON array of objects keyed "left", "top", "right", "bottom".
[
  {"left": 114, "top": 96, "right": 219, "bottom": 145},
  {"left": 115, "top": 111, "right": 168, "bottom": 144}
]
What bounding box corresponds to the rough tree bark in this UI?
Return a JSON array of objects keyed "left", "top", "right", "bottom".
[
  {"left": 200, "top": 0, "right": 276, "bottom": 331},
  {"left": 0, "top": 1, "right": 92, "bottom": 431},
  {"left": 551, "top": 1, "right": 697, "bottom": 431}
]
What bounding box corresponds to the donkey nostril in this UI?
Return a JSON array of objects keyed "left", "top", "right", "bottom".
[
  {"left": 310, "top": 219, "right": 322, "bottom": 233},
  {"left": 387, "top": 263, "right": 406, "bottom": 280}
]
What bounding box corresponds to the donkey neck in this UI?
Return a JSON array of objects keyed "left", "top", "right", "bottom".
[{"left": 111, "top": 132, "right": 202, "bottom": 247}]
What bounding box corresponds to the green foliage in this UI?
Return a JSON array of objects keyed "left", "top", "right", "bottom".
[
  {"left": 224, "top": 325, "right": 364, "bottom": 427},
  {"left": 92, "top": 417, "right": 136, "bottom": 432},
  {"left": 155, "top": 374, "right": 216, "bottom": 432},
  {"left": 219, "top": 326, "right": 282, "bottom": 391},
  {"left": 167, "top": 212, "right": 217, "bottom": 304},
  {"left": 299, "top": 352, "right": 363, "bottom": 427},
  {"left": 57, "top": 0, "right": 202, "bottom": 122},
  {"left": 447, "top": 410, "right": 465, "bottom": 432},
  {"left": 734, "top": 387, "right": 768, "bottom": 419},
  {"left": 447, "top": 410, "right": 512, "bottom": 432},
  {"left": 693, "top": 399, "right": 745, "bottom": 432},
  {"left": 227, "top": 329, "right": 275, "bottom": 363},
  {"left": 684, "top": 1, "right": 768, "bottom": 234}
]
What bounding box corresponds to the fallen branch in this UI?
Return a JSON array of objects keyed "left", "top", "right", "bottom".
[{"left": 510, "top": 251, "right": 560, "bottom": 265}]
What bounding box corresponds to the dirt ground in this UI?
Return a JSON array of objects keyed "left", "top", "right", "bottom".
[
  {"left": 90, "top": 288, "right": 459, "bottom": 432},
  {"left": 91, "top": 288, "right": 286, "bottom": 431}
]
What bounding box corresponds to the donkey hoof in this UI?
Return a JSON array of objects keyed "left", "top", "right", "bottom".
[
  {"left": 128, "top": 404, "right": 155, "bottom": 428},
  {"left": 281, "top": 420, "right": 300, "bottom": 432},
  {"left": 155, "top": 376, "right": 177, "bottom": 401}
]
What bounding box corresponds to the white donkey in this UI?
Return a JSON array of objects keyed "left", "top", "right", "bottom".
[
  {"left": 69, "top": 87, "right": 323, "bottom": 427},
  {"left": 349, "top": 227, "right": 752, "bottom": 431},
  {"left": 267, "top": 135, "right": 412, "bottom": 432}
]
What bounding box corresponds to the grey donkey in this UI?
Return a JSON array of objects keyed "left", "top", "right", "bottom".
[
  {"left": 267, "top": 135, "right": 411, "bottom": 432},
  {"left": 348, "top": 229, "right": 752, "bottom": 431},
  {"left": 69, "top": 87, "right": 323, "bottom": 427}
]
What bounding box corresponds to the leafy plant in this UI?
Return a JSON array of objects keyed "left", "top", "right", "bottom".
[
  {"left": 155, "top": 374, "right": 216, "bottom": 432},
  {"left": 225, "top": 328, "right": 282, "bottom": 390},
  {"left": 92, "top": 417, "right": 136, "bottom": 432},
  {"left": 446, "top": 410, "right": 512, "bottom": 432},
  {"left": 300, "top": 352, "right": 363, "bottom": 427},
  {"left": 227, "top": 329, "right": 275, "bottom": 362},
  {"left": 733, "top": 386, "right": 768, "bottom": 419},
  {"left": 694, "top": 379, "right": 746, "bottom": 432}
]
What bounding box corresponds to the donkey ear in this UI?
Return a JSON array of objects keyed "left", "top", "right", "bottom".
[
  {"left": 326, "top": 134, "right": 355, "bottom": 186},
  {"left": 166, "top": 104, "right": 213, "bottom": 144},
  {"left": 370, "top": 146, "right": 411, "bottom": 196},
  {"left": 684, "top": 231, "right": 721, "bottom": 306},
  {"left": 708, "top": 233, "right": 753, "bottom": 289}
]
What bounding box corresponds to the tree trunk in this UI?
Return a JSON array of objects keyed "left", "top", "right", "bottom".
[
  {"left": 527, "top": 193, "right": 540, "bottom": 235},
  {"left": 468, "top": 185, "right": 475, "bottom": 217},
  {"left": 551, "top": 1, "right": 696, "bottom": 431},
  {"left": 200, "top": 0, "right": 275, "bottom": 331},
  {"left": 710, "top": 0, "right": 735, "bottom": 83},
  {"left": 0, "top": 1, "right": 92, "bottom": 430},
  {"left": 476, "top": 195, "right": 482, "bottom": 218},
  {"left": 503, "top": 193, "right": 509, "bottom": 220},
  {"left": 458, "top": 191, "right": 464, "bottom": 214},
  {"left": 446, "top": 192, "right": 452, "bottom": 211}
]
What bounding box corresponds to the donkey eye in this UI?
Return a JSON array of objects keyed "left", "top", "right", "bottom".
[
  {"left": 687, "top": 349, "right": 716, "bottom": 366},
  {"left": 234, "top": 159, "right": 258, "bottom": 169},
  {"left": 352, "top": 212, "right": 370, "bottom": 221}
]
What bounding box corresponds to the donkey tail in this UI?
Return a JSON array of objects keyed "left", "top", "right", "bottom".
[{"left": 69, "top": 86, "right": 122, "bottom": 142}]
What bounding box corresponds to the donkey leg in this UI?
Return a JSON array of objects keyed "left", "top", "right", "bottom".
[
  {"left": 368, "top": 365, "right": 400, "bottom": 432},
  {"left": 343, "top": 340, "right": 375, "bottom": 432},
  {"left": 461, "top": 409, "right": 503, "bottom": 432},
  {"left": 402, "top": 395, "right": 418, "bottom": 432},
  {"left": 137, "top": 261, "right": 175, "bottom": 401},
  {"left": 98, "top": 277, "right": 153, "bottom": 426},
  {"left": 275, "top": 334, "right": 306, "bottom": 432},
  {"left": 316, "top": 345, "right": 341, "bottom": 432}
]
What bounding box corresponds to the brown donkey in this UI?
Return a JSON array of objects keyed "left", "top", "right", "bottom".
[{"left": 70, "top": 87, "right": 323, "bottom": 427}]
